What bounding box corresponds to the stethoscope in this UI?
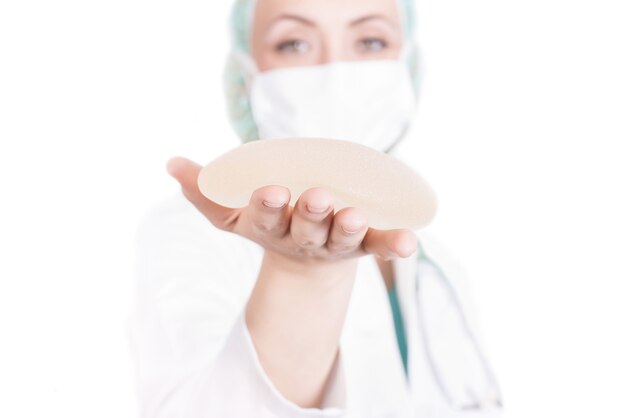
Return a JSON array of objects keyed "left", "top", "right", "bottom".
[{"left": 413, "top": 241, "right": 503, "bottom": 411}]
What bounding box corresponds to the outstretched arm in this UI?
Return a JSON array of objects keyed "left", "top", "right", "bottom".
[{"left": 167, "top": 156, "right": 417, "bottom": 408}]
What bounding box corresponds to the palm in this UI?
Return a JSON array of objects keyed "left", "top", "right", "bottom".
[{"left": 167, "top": 157, "right": 417, "bottom": 264}]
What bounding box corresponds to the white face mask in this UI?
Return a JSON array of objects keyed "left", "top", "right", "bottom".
[{"left": 248, "top": 60, "right": 417, "bottom": 153}]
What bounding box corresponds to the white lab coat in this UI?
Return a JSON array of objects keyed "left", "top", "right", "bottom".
[{"left": 129, "top": 193, "right": 503, "bottom": 418}]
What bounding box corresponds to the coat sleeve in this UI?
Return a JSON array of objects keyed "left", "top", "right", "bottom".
[{"left": 128, "top": 195, "right": 347, "bottom": 418}]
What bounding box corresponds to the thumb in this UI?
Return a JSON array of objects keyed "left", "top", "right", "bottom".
[
  {"left": 166, "top": 156, "right": 201, "bottom": 193},
  {"left": 166, "top": 157, "right": 235, "bottom": 229}
]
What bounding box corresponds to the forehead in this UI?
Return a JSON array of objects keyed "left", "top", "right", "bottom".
[{"left": 253, "top": 0, "right": 402, "bottom": 27}]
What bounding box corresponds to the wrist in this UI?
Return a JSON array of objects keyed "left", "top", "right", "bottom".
[
  {"left": 245, "top": 249, "right": 357, "bottom": 408},
  {"left": 262, "top": 249, "right": 358, "bottom": 285}
]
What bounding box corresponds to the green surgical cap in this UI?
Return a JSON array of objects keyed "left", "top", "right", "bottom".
[{"left": 223, "top": 0, "right": 419, "bottom": 143}]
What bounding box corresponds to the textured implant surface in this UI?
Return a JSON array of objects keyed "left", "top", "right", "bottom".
[{"left": 198, "top": 138, "right": 437, "bottom": 230}]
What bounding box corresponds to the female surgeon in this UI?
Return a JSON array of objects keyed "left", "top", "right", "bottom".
[{"left": 130, "top": 0, "right": 503, "bottom": 417}]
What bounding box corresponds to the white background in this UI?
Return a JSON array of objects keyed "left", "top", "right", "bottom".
[{"left": 1, "top": 0, "right": 624, "bottom": 417}]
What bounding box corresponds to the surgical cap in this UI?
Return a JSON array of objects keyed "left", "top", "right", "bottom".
[{"left": 223, "top": 0, "right": 419, "bottom": 143}]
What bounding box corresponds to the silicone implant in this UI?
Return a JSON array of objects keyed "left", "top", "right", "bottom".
[{"left": 197, "top": 137, "right": 437, "bottom": 230}]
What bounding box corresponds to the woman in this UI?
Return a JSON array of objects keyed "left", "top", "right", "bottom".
[{"left": 130, "top": 0, "right": 503, "bottom": 416}]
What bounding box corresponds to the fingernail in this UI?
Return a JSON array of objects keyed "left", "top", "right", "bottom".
[
  {"left": 262, "top": 200, "right": 286, "bottom": 209},
  {"left": 306, "top": 204, "right": 329, "bottom": 214},
  {"left": 341, "top": 225, "right": 361, "bottom": 234}
]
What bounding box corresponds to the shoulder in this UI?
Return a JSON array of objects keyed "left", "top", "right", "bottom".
[
  {"left": 415, "top": 230, "right": 475, "bottom": 303},
  {"left": 417, "top": 232, "right": 465, "bottom": 276},
  {"left": 134, "top": 193, "right": 263, "bottom": 290},
  {"left": 136, "top": 193, "right": 258, "bottom": 256},
  {"left": 137, "top": 193, "right": 221, "bottom": 242}
]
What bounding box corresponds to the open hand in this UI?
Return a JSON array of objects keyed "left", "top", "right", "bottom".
[{"left": 167, "top": 157, "right": 417, "bottom": 265}]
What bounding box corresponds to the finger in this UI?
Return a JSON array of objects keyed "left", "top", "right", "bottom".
[
  {"left": 290, "top": 188, "right": 334, "bottom": 250},
  {"left": 166, "top": 157, "right": 236, "bottom": 229},
  {"left": 326, "top": 207, "right": 368, "bottom": 255},
  {"left": 362, "top": 228, "right": 418, "bottom": 260},
  {"left": 247, "top": 185, "right": 291, "bottom": 238}
]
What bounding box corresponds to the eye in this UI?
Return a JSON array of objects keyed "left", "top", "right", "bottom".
[
  {"left": 356, "top": 37, "right": 388, "bottom": 53},
  {"left": 275, "top": 39, "right": 312, "bottom": 55}
]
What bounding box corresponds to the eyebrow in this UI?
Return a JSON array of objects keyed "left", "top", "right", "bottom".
[
  {"left": 268, "top": 13, "right": 395, "bottom": 29},
  {"left": 269, "top": 14, "right": 316, "bottom": 28},
  {"left": 349, "top": 14, "right": 395, "bottom": 27}
]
